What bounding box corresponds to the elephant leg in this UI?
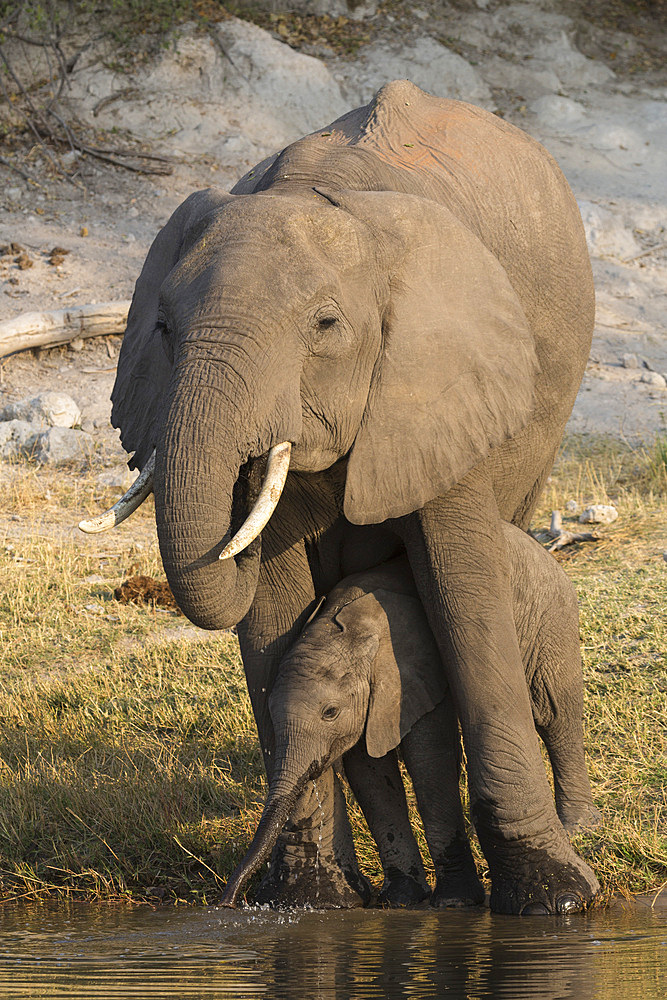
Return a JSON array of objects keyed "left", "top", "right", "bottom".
[
  {"left": 238, "top": 538, "right": 369, "bottom": 909},
  {"left": 539, "top": 724, "right": 601, "bottom": 835},
  {"left": 253, "top": 766, "right": 370, "bottom": 908},
  {"left": 401, "top": 700, "right": 485, "bottom": 908},
  {"left": 343, "top": 745, "right": 429, "bottom": 907},
  {"left": 401, "top": 472, "right": 599, "bottom": 915},
  {"left": 529, "top": 625, "right": 601, "bottom": 835}
]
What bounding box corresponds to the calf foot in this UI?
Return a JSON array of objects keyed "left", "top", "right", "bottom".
[
  {"left": 487, "top": 842, "right": 600, "bottom": 915},
  {"left": 431, "top": 871, "right": 485, "bottom": 908},
  {"left": 429, "top": 835, "right": 485, "bottom": 908},
  {"left": 379, "top": 867, "right": 430, "bottom": 908},
  {"left": 558, "top": 801, "right": 602, "bottom": 836},
  {"left": 254, "top": 848, "right": 370, "bottom": 909}
]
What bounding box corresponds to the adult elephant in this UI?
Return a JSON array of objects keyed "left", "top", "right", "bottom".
[{"left": 84, "top": 81, "right": 598, "bottom": 914}]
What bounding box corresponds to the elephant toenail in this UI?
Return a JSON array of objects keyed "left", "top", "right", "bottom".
[
  {"left": 521, "top": 902, "right": 550, "bottom": 915},
  {"left": 557, "top": 894, "right": 581, "bottom": 913}
]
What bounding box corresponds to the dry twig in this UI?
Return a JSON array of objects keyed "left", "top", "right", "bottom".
[{"left": 0, "top": 6, "right": 174, "bottom": 179}]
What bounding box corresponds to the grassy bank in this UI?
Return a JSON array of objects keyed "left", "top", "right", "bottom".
[{"left": 0, "top": 438, "right": 665, "bottom": 905}]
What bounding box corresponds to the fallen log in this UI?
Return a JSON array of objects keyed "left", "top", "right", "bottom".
[
  {"left": 0, "top": 301, "right": 130, "bottom": 359},
  {"left": 547, "top": 509, "right": 600, "bottom": 552}
]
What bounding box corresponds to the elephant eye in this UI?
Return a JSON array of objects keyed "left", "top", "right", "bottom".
[
  {"left": 321, "top": 704, "right": 340, "bottom": 721},
  {"left": 157, "top": 318, "right": 174, "bottom": 364},
  {"left": 317, "top": 315, "right": 337, "bottom": 331},
  {"left": 309, "top": 310, "right": 351, "bottom": 358}
]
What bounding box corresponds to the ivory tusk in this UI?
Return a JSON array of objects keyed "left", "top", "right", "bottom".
[
  {"left": 78, "top": 451, "right": 155, "bottom": 533},
  {"left": 219, "top": 442, "right": 291, "bottom": 560}
]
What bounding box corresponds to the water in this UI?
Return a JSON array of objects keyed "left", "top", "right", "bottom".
[
  {"left": 313, "top": 778, "right": 325, "bottom": 905},
  {"left": 0, "top": 899, "right": 664, "bottom": 999}
]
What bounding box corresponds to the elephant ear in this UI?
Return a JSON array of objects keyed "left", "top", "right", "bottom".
[
  {"left": 111, "top": 188, "right": 233, "bottom": 469},
  {"left": 335, "top": 190, "right": 539, "bottom": 524},
  {"left": 335, "top": 588, "right": 448, "bottom": 759}
]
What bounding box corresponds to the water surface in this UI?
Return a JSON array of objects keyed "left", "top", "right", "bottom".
[{"left": 0, "top": 899, "right": 664, "bottom": 999}]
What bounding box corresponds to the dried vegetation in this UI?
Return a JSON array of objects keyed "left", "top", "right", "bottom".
[{"left": 0, "top": 436, "right": 664, "bottom": 904}]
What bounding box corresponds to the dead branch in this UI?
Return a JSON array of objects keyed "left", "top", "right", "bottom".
[
  {"left": 547, "top": 510, "right": 600, "bottom": 552},
  {"left": 623, "top": 242, "right": 667, "bottom": 263},
  {"left": 0, "top": 301, "right": 130, "bottom": 359},
  {"left": 38, "top": 109, "right": 174, "bottom": 175},
  {"left": 0, "top": 155, "right": 38, "bottom": 184},
  {"left": 0, "top": 5, "right": 171, "bottom": 179}
]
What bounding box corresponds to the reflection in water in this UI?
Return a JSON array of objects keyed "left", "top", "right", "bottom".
[{"left": 0, "top": 901, "right": 664, "bottom": 999}]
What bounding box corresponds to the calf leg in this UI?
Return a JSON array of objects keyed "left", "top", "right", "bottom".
[
  {"left": 401, "top": 699, "right": 485, "bottom": 907},
  {"left": 344, "top": 746, "right": 429, "bottom": 906}
]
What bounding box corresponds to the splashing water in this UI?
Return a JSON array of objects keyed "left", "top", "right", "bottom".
[{"left": 312, "top": 779, "right": 325, "bottom": 903}]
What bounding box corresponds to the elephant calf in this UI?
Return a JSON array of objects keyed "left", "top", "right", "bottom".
[{"left": 221, "top": 526, "right": 600, "bottom": 909}]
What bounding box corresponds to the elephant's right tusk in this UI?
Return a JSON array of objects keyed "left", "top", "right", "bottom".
[
  {"left": 219, "top": 441, "right": 291, "bottom": 560},
  {"left": 78, "top": 451, "right": 155, "bottom": 533}
]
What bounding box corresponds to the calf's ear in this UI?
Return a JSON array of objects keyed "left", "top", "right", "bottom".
[{"left": 336, "top": 589, "right": 448, "bottom": 760}]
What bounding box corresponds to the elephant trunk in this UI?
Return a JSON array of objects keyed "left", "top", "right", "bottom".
[
  {"left": 154, "top": 356, "right": 264, "bottom": 630},
  {"left": 220, "top": 770, "right": 308, "bottom": 908}
]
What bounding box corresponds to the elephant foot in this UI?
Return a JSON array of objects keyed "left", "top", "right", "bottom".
[
  {"left": 431, "top": 871, "right": 485, "bottom": 908},
  {"left": 430, "top": 838, "right": 485, "bottom": 908},
  {"left": 558, "top": 801, "right": 602, "bottom": 836},
  {"left": 254, "top": 851, "right": 371, "bottom": 910},
  {"left": 378, "top": 867, "right": 430, "bottom": 908},
  {"left": 487, "top": 842, "right": 600, "bottom": 916}
]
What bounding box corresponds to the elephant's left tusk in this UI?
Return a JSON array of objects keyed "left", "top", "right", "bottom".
[
  {"left": 78, "top": 451, "right": 155, "bottom": 533},
  {"left": 219, "top": 441, "right": 291, "bottom": 560}
]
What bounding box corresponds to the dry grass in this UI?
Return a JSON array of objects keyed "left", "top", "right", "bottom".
[{"left": 0, "top": 437, "right": 665, "bottom": 903}]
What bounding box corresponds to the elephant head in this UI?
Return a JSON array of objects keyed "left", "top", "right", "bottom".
[
  {"left": 219, "top": 574, "right": 447, "bottom": 906},
  {"left": 82, "top": 181, "right": 537, "bottom": 629}
]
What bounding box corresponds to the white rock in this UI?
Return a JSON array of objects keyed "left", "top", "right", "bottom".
[
  {"left": 300, "top": 0, "right": 376, "bottom": 17},
  {"left": 565, "top": 500, "right": 578, "bottom": 513},
  {"left": 531, "top": 32, "right": 614, "bottom": 90},
  {"left": 345, "top": 37, "right": 492, "bottom": 107},
  {"left": 621, "top": 353, "right": 639, "bottom": 369},
  {"left": 151, "top": 19, "right": 348, "bottom": 160},
  {"left": 577, "top": 202, "right": 641, "bottom": 260},
  {"left": 640, "top": 371, "right": 667, "bottom": 388},
  {"left": 65, "top": 18, "right": 349, "bottom": 167},
  {"left": 0, "top": 392, "right": 81, "bottom": 428},
  {"left": 27, "top": 427, "right": 93, "bottom": 465},
  {"left": 582, "top": 122, "right": 648, "bottom": 166},
  {"left": 579, "top": 505, "right": 619, "bottom": 525},
  {"left": 482, "top": 57, "right": 561, "bottom": 98},
  {"left": 529, "top": 95, "right": 586, "bottom": 128},
  {"left": 0, "top": 420, "right": 35, "bottom": 459},
  {"left": 96, "top": 467, "right": 140, "bottom": 489}
]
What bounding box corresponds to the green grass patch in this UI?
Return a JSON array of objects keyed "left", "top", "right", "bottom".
[{"left": 0, "top": 438, "right": 665, "bottom": 902}]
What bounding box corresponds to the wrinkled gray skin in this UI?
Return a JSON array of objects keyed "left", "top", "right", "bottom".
[
  {"left": 221, "top": 526, "right": 601, "bottom": 909},
  {"left": 110, "top": 81, "right": 599, "bottom": 913}
]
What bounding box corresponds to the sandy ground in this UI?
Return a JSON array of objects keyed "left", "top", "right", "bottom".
[{"left": 0, "top": 0, "right": 666, "bottom": 465}]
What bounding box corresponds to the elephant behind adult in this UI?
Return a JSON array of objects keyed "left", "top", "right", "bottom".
[{"left": 97, "top": 81, "right": 596, "bottom": 913}]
